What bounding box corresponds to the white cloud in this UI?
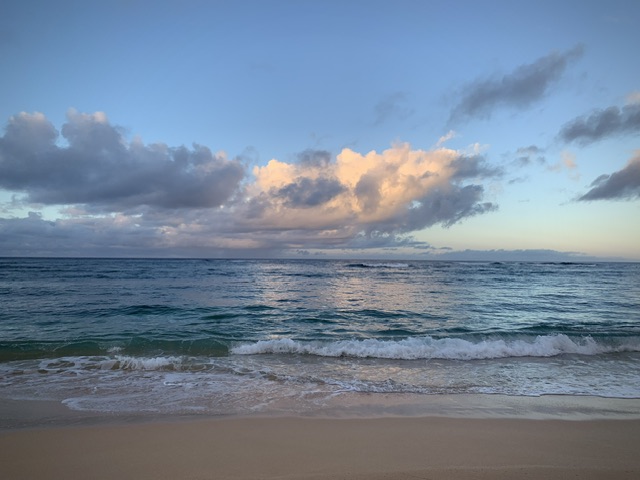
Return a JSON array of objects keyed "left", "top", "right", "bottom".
[{"left": 435, "top": 130, "right": 457, "bottom": 148}]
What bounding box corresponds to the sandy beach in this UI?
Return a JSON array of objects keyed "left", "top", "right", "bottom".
[{"left": 2, "top": 414, "right": 640, "bottom": 480}]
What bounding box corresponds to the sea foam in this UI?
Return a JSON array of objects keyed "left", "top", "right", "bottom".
[
  {"left": 231, "top": 334, "right": 640, "bottom": 360},
  {"left": 105, "top": 355, "right": 184, "bottom": 370}
]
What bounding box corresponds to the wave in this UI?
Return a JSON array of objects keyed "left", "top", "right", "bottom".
[
  {"left": 231, "top": 334, "right": 640, "bottom": 360},
  {"left": 347, "top": 262, "right": 410, "bottom": 269},
  {"left": 33, "top": 354, "right": 211, "bottom": 373},
  {"left": 103, "top": 355, "right": 186, "bottom": 371},
  {"left": 0, "top": 337, "right": 229, "bottom": 362}
]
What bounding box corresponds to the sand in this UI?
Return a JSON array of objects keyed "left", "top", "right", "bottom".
[{"left": 1, "top": 415, "right": 640, "bottom": 480}]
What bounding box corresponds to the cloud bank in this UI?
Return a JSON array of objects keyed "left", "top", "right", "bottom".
[
  {"left": 0, "top": 110, "right": 245, "bottom": 210},
  {"left": 0, "top": 111, "right": 500, "bottom": 256},
  {"left": 449, "top": 45, "right": 583, "bottom": 123}
]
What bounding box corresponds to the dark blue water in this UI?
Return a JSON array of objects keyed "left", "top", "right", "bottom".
[{"left": 1, "top": 258, "right": 639, "bottom": 416}]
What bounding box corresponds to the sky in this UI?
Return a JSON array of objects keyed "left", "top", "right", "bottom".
[{"left": 0, "top": 0, "right": 639, "bottom": 260}]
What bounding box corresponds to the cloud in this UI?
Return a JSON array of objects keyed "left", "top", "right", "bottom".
[
  {"left": 428, "top": 248, "right": 599, "bottom": 262},
  {"left": 435, "top": 130, "right": 457, "bottom": 148},
  {"left": 249, "top": 144, "right": 498, "bottom": 237},
  {"left": 0, "top": 211, "right": 161, "bottom": 257},
  {"left": 578, "top": 152, "right": 640, "bottom": 201},
  {"left": 548, "top": 151, "right": 580, "bottom": 180},
  {"left": 449, "top": 154, "right": 502, "bottom": 180},
  {"left": 558, "top": 103, "right": 640, "bottom": 145},
  {"left": 449, "top": 45, "right": 583, "bottom": 123},
  {"left": 275, "top": 177, "right": 346, "bottom": 208},
  {"left": 0, "top": 111, "right": 501, "bottom": 256},
  {"left": 296, "top": 149, "right": 332, "bottom": 168},
  {"left": 513, "top": 145, "right": 546, "bottom": 167},
  {"left": 0, "top": 110, "right": 245, "bottom": 210}
]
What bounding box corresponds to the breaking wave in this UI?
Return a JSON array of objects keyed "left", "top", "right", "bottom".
[{"left": 231, "top": 334, "right": 640, "bottom": 360}]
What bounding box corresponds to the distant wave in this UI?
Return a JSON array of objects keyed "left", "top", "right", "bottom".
[
  {"left": 0, "top": 337, "right": 229, "bottom": 362},
  {"left": 231, "top": 335, "right": 640, "bottom": 360},
  {"left": 347, "top": 262, "right": 410, "bottom": 269}
]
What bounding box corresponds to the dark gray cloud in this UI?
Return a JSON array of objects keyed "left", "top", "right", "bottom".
[
  {"left": 449, "top": 45, "right": 583, "bottom": 123},
  {"left": 343, "top": 232, "right": 430, "bottom": 251},
  {"left": 354, "top": 173, "right": 381, "bottom": 213},
  {"left": 296, "top": 149, "right": 332, "bottom": 168},
  {"left": 0, "top": 111, "right": 245, "bottom": 210},
  {"left": 361, "top": 184, "right": 497, "bottom": 236},
  {"left": 578, "top": 154, "right": 640, "bottom": 201},
  {"left": 430, "top": 248, "right": 599, "bottom": 262},
  {"left": 558, "top": 103, "right": 640, "bottom": 145},
  {"left": 0, "top": 211, "right": 614, "bottom": 261},
  {"left": 450, "top": 155, "right": 503, "bottom": 179},
  {"left": 0, "top": 211, "right": 161, "bottom": 257},
  {"left": 404, "top": 185, "right": 497, "bottom": 230},
  {"left": 513, "top": 145, "right": 546, "bottom": 167},
  {"left": 276, "top": 177, "right": 345, "bottom": 208}
]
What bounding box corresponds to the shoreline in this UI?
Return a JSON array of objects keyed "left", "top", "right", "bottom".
[
  {"left": 1, "top": 414, "right": 639, "bottom": 480},
  {"left": 3, "top": 393, "right": 640, "bottom": 431}
]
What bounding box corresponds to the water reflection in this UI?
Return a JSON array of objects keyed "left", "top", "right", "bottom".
[{"left": 242, "top": 261, "right": 640, "bottom": 340}]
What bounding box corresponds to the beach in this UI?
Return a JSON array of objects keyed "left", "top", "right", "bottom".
[
  {"left": 2, "top": 259, "right": 639, "bottom": 478},
  {"left": 2, "top": 413, "right": 640, "bottom": 480}
]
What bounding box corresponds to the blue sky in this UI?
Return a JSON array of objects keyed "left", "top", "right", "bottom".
[{"left": 1, "top": 0, "right": 639, "bottom": 260}]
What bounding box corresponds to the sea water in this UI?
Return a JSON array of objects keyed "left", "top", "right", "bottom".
[{"left": 1, "top": 258, "right": 639, "bottom": 419}]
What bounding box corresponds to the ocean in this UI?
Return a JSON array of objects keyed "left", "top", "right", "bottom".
[{"left": 1, "top": 258, "right": 639, "bottom": 422}]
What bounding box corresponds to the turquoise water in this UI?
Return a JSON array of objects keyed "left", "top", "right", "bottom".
[{"left": 1, "top": 258, "right": 639, "bottom": 416}]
